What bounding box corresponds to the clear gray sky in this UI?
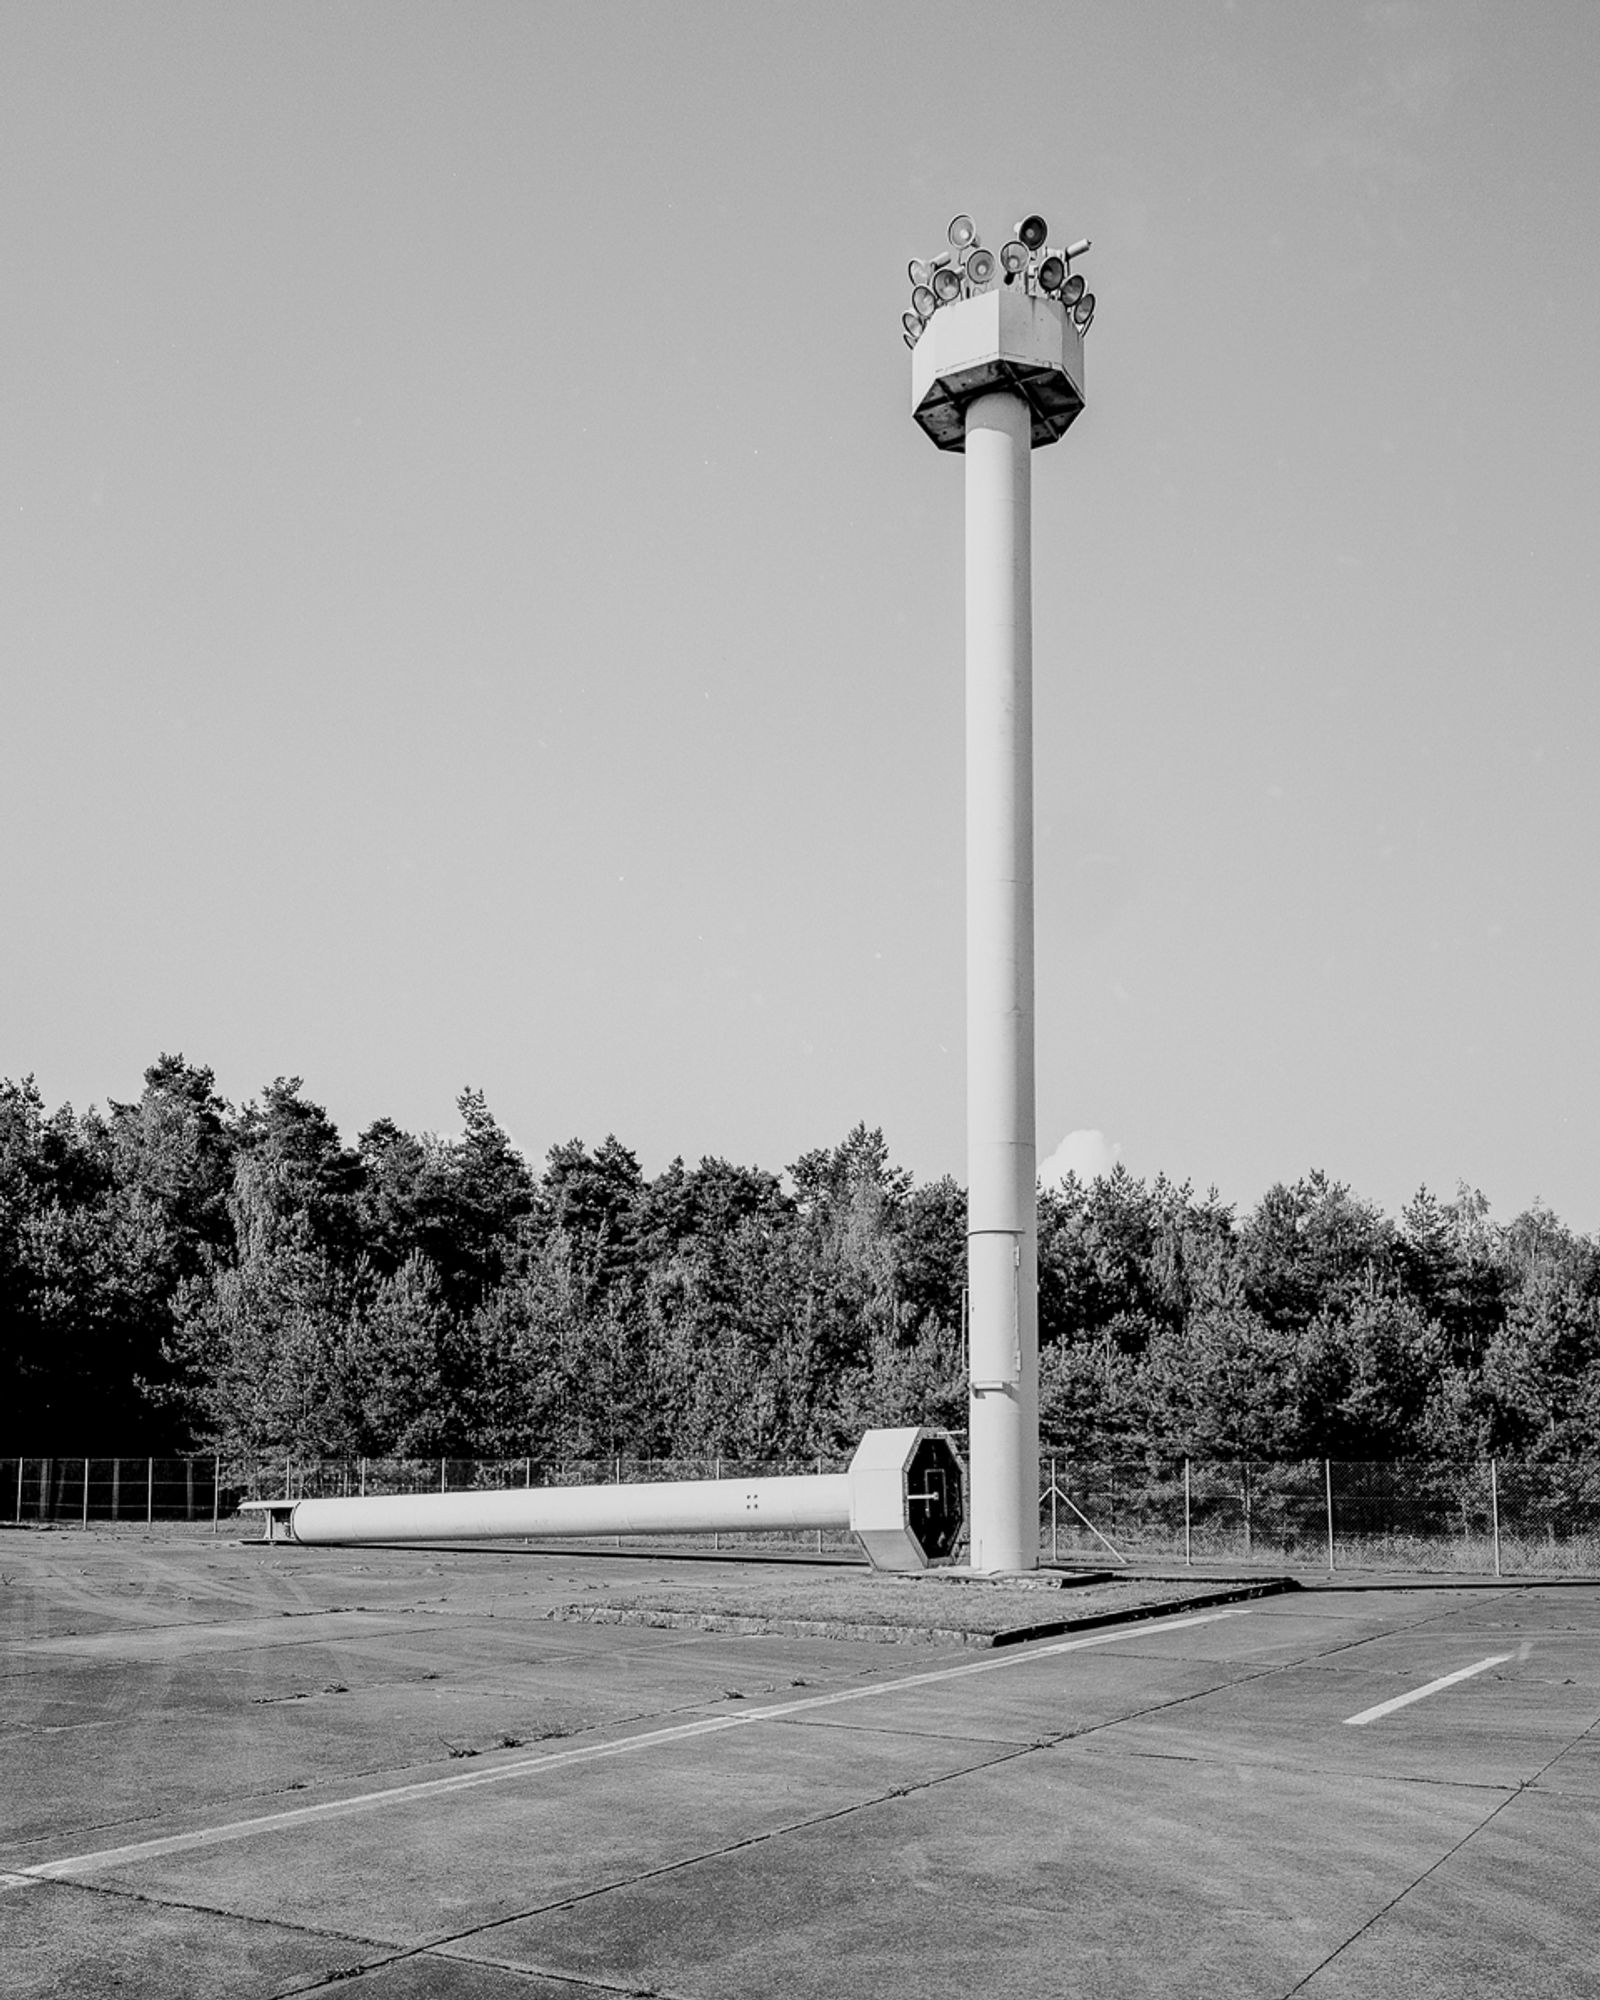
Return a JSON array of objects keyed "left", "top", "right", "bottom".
[{"left": 4, "top": 2, "right": 1596, "bottom": 1224}]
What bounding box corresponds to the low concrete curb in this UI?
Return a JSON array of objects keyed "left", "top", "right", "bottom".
[
  {"left": 547, "top": 1574, "right": 1302, "bottom": 1650},
  {"left": 546, "top": 1604, "right": 995, "bottom": 1648},
  {"left": 987, "top": 1575, "right": 1302, "bottom": 1647}
]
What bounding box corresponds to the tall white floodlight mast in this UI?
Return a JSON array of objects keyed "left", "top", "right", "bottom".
[{"left": 905, "top": 214, "right": 1093, "bottom": 1573}]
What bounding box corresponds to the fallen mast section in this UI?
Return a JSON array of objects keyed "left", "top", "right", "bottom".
[{"left": 244, "top": 1427, "right": 965, "bottom": 1573}]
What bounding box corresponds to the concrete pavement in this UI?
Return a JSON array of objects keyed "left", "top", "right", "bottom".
[{"left": 3, "top": 1528, "right": 1596, "bottom": 1997}]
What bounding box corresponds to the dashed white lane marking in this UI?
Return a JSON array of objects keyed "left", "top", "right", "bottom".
[
  {"left": 14, "top": 1606, "right": 1250, "bottom": 1884},
  {"left": 1344, "top": 1653, "right": 1514, "bottom": 1727}
]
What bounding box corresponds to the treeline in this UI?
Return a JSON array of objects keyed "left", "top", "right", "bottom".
[{"left": 3, "top": 1056, "right": 1598, "bottom": 1464}]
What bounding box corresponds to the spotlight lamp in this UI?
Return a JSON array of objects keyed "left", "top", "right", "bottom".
[{"left": 897, "top": 210, "right": 1095, "bottom": 338}]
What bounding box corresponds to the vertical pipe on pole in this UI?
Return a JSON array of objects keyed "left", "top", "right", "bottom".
[
  {"left": 964, "top": 387, "right": 1038, "bottom": 1574},
  {"left": 1184, "top": 1458, "right": 1192, "bottom": 1567},
  {"left": 1490, "top": 1458, "right": 1501, "bottom": 1577},
  {"left": 1324, "top": 1459, "right": 1335, "bottom": 1573}
]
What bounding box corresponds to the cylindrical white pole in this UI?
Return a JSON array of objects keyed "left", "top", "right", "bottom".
[
  {"left": 286, "top": 1472, "right": 854, "bottom": 1547},
  {"left": 964, "top": 388, "right": 1038, "bottom": 1573}
]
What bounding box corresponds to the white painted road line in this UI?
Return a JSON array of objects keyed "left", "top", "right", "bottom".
[
  {"left": 13, "top": 1606, "right": 1251, "bottom": 1884},
  {"left": 1344, "top": 1653, "right": 1513, "bottom": 1727}
]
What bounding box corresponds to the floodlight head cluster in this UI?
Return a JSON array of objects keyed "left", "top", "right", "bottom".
[{"left": 902, "top": 212, "right": 1095, "bottom": 349}]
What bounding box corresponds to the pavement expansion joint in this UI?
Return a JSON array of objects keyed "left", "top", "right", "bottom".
[
  {"left": 771, "top": 1710, "right": 1032, "bottom": 1749},
  {"left": 1095, "top": 1745, "right": 1519, "bottom": 1793},
  {"left": 1279, "top": 1783, "right": 1525, "bottom": 1998},
  {"left": 413, "top": 1948, "right": 702, "bottom": 2000},
  {"left": 405, "top": 1737, "right": 1044, "bottom": 1966},
  {"left": 31, "top": 1869, "right": 391, "bottom": 1960}
]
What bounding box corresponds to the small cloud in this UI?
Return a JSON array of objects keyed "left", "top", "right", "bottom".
[{"left": 1039, "top": 1129, "right": 1123, "bottom": 1188}]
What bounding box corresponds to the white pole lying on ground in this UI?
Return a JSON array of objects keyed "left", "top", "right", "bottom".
[
  {"left": 293, "top": 1470, "right": 849, "bottom": 1545},
  {"left": 244, "top": 1429, "right": 965, "bottom": 1575}
]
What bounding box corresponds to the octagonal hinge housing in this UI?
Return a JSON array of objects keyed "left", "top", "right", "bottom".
[
  {"left": 910, "top": 285, "right": 1085, "bottom": 451},
  {"left": 847, "top": 1426, "right": 967, "bottom": 1571}
]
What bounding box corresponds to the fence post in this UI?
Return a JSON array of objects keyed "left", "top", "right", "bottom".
[
  {"left": 111, "top": 1458, "right": 120, "bottom": 1522},
  {"left": 616, "top": 1455, "right": 622, "bottom": 1548},
  {"left": 360, "top": 1456, "right": 367, "bottom": 1498},
  {"left": 186, "top": 1458, "right": 196, "bottom": 1522},
  {"left": 147, "top": 1458, "right": 154, "bottom": 1525},
  {"left": 1324, "top": 1459, "right": 1335, "bottom": 1573},
  {"left": 1490, "top": 1459, "right": 1501, "bottom": 1578},
  {"left": 816, "top": 1456, "right": 824, "bottom": 1553},
  {"left": 16, "top": 1456, "right": 24, "bottom": 1523},
  {"left": 1184, "top": 1458, "right": 1191, "bottom": 1567},
  {"left": 213, "top": 1452, "right": 221, "bottom": 1534},
  {"left": 1050, "top": 1458, "right": 1059, "bottom": 1563},
  {"left": 440, "top": 1457, "right": 446, "bottom": 1495},
  {"left": 713, "top": 1456, "right": 721, "bottom": 1550},
  {"left": 82, "top": 1457, "right": 90, "bottom": 1529}
]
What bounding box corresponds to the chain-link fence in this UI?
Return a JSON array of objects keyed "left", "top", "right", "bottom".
[
  {"left": 0, "top": 1453, "right": 857, "bottom": 1551},
  {"left": 2, "top": 1456, "right": 226, "bottom": 1527},
  {"left": 8, "top": 1453, "right": 1599, "bottom": 1573},
  {"left": 1040, "top": 1457, "right": 1600, "bottom": 1575}
]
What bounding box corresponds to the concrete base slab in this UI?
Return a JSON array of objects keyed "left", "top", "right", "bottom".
[
  {"left": 456, "top": 1743, "right": 1495, "bottom": 1999},
  {"left": 7, "top": 1530, "right": 1600, "bottom": 1998}
]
